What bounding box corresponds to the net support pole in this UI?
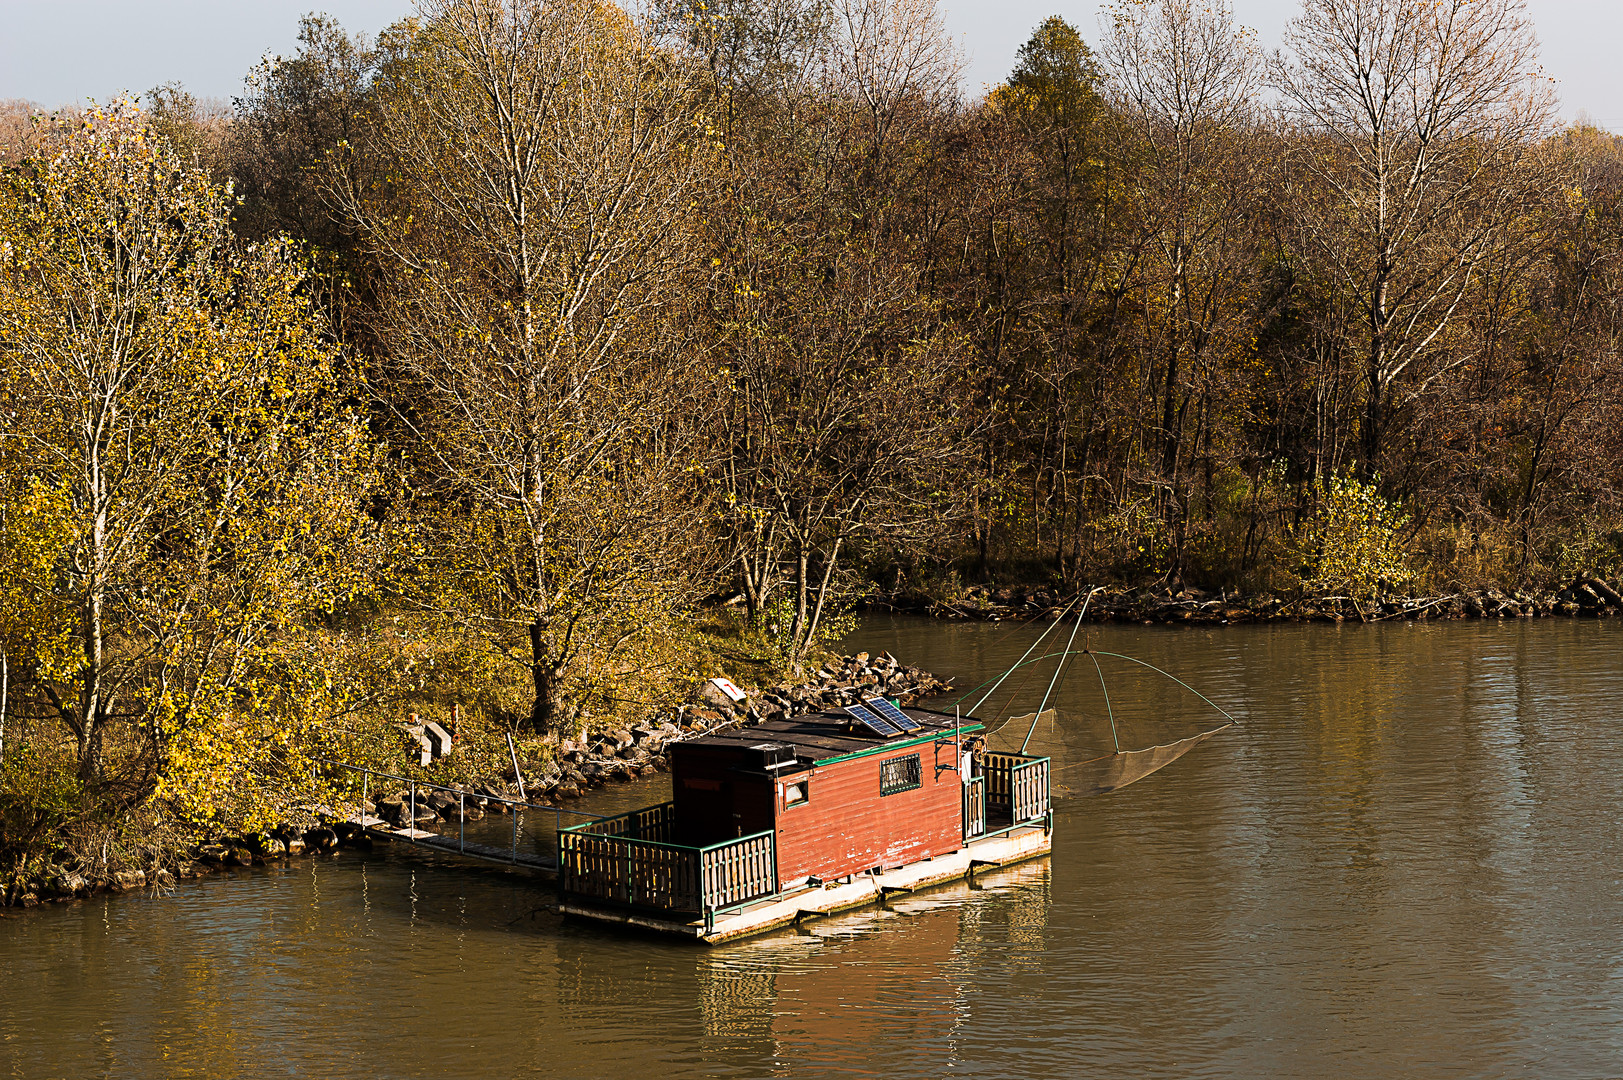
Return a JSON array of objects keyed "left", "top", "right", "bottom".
[
  {"left": 1022, "top": 587, "right": 1099, "bottom": 754},
  {"left": 507, "top": 732, "right": 526, "bottom": 802},
  {"left": 963, "top": 591, "right": 1082, "bottom": 715},
  {"left": 1090, "top": 652, "right": 1120, "bottom": 754}
]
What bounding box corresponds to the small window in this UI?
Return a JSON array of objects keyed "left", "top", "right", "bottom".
[
  {"left": 880, "top": 754, "right": 922, "bottom": 796},
  {"left": 783, "top": 781, "right": 808, "bottom": 807}
]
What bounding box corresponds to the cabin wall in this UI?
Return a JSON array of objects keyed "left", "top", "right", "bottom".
[
  {"left": 773, "top": 742, "right": 964, "bottom": 886},
  {"left": 670, "top": 744, "right": 777, "bottom": 846}
]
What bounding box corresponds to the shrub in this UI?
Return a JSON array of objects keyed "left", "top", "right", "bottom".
[{"left": 1297, "top": 473, "right": 1415, "bottom": 599}]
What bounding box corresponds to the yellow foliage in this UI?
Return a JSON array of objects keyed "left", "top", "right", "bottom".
[
  {"left": 1296, "top": 473, "right": 1414, "bottom": 600},
  {"left": 0, "top": 99, "right": 382, "bottom": 835}
]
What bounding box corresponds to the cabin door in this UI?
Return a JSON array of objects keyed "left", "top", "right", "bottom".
[{"left": 731, "top": 778, "right": 778, "bottom": 839}]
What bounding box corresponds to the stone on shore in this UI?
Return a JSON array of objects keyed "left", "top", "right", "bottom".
[{"left": 303, "top": 827, "right": 338, "bottom": 852}]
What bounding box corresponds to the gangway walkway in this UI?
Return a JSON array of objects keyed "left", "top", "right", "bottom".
[{"left": 320, "top": 760, "right": 608, "bottom": 879}]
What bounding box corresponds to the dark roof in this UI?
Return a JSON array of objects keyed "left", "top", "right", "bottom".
[{"left": 679, "top": 705, "right": 984, "bottom": 765}]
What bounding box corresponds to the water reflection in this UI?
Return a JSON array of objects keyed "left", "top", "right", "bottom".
[{"left": 693, "top": 861, "right": 1051, "bottom": 1075}]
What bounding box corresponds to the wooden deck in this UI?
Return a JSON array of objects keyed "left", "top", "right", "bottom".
[{"left": 559, "top": 821, "right": 1052, "bottom": 944}]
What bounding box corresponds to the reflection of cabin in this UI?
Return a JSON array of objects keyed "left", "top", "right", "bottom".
[{"left": 558, "top": 702, "right": 1052, "bottom": 942}]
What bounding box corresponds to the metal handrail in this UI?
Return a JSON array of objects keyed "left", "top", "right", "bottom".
[{"left": 316, "top": 758, "right": 607, "bottom": 866}]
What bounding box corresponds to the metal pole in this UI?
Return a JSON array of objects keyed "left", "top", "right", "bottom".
[
  {"left": 409, "top": 780, "right": 416, "bottom": 842},
  {"left": 1023, "top": 586, "right": 1100, "bottom": 755},
  {"left": 362, "top": 769, "right": 369, "bottom": 818},
  {"left": 1091, "top": 652, "right": 1121, "bottom": 754},
  {"left": 459, "top": 791, "right": 466, "bottom": 853},
  {"left": 963, "top": 590, "right": 1083, "bottom": 714}
]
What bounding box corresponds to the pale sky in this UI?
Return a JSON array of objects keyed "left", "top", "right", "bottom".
[{"left": 1, "top": 0, "right": 1618, "bottom": 125}]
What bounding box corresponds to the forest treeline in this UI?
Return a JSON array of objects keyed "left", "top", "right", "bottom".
[{"left": 2, "top": 0, "right": 1622, "bottom": 869}]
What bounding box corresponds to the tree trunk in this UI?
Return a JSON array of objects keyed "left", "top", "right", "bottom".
[
  {"left": 1363, "top": 249, "right": 1392, "bottom": 479},
  {"left": 1362, "top": 364, "right": 1384, "bottom": 479},
  {"left": 800, "top": 536, "right": 843, "bottom": 654},
  {"left": 78, "top": 573, "right": 105, "bottom": 785},
  {"left": 528, "top": 620, "right": 554, "bottom": 733},
  {"left": 787, "top": 544, "right": 810, "bottom": 663}
]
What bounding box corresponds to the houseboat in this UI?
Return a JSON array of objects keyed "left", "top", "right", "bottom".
[{"left": 557, "top": 699, "right": 1052, "bottom": 943}]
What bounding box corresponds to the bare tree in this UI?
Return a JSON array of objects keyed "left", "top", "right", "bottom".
[
  {"left": 825, "top": 0, "right": 962, "bottom": 152},
  {"left": 1273, "top": 0, "right": 1557, "bottom": 476},
  {"left": 686, "top": 0, "right": 971, "bottom": 657},
  {"left": 650, "top": 0, "right": 831, "bottom": 136},
  {"left": 1099, "top": 0, "right": 1263, "bottom": 582},
  {"left": 338, "top": 0, "right": 714, "bottom": 730}
]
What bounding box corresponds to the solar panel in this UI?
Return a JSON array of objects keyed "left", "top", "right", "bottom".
[
  {"left": 865, "top": 697, "right": 922, "bottom": 733},
  {"left": 842, "top": 703, "right": 899, "bottom": 737}
]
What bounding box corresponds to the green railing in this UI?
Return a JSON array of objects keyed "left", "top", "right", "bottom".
[
  {"left": 568, "top": 800, "right": 679, "bottom": 843},
  {"left": 559, "top": 803, "right": 777, "bottom": 917}
]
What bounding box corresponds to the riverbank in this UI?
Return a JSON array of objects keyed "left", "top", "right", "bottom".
[
  {"left": 367, "top": 651, "right": 950, "bottom": 823},
  {"left": 1, "top": 652, "right": 951, "bottom": 909},
  {"left": 873, "top": 573, "right": 1623, "bottom": 624}
]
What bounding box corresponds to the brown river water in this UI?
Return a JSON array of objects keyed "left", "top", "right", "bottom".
[{"left": 3, "top": 616, "right": 1622, "bottom": 1079}]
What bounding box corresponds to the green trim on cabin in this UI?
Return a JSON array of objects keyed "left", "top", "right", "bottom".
[{"left": 801, "top": 720, "right": 986, "bottom": 769}]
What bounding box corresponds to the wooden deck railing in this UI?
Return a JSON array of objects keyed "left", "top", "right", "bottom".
[
  {"left": 559, "top": 805, "right": 777, "bottom": 917},
  {"left": 1011, "top": 756, "right": 1051, "bottom": 824},
  {"left": 700, "top": 832, "right": 777, "bottom": 909},
  {"left": 571, "top": 800, "right": 679, "bottom": 843},
  {"left": 964, "top": 774, "right": 987, "bottom": 840},
  {"left": 979, "top": 751, "right": 1051, "bottom": 826}
]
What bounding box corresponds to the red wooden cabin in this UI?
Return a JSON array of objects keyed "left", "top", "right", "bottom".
[
  {"left": 558, "top": 702, "right": 1052, "bottom": 930},
  {"left": 671, "top": 710, "right": 974, "bottom": 883}
]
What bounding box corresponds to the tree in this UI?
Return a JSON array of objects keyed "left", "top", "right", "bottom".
[
  {"left": 337, "top": 0, "right": 715, "bottom": 731},
  {"left": 1099, "top": 0, "right": 1263, "bottom": 583},
  {"left": 143, "top": 83, "right": 231, "bottom": 176},
  {"left": 0, "top": 102, "right": 375, "bottom": 802},
  {"left": 825, "top": 0, "right": 960, "bottom": 153},
  {"left": 0, "top": 468, "right": 72, "bottom": 768},
  {"left": 1273, "top": 0, "right": 1557, "bottom": 477},
  {"left": 229, "top": 15, "right": 378, "bottom": 250},
  {"left": 1297, "top": 472, "right": 1413, "bottom": 598},
  {"left": 985, "top": 17, "right": 1110, "bottom": 579},
  {"left": 684, "top": 0, "right": 973, "bottom": 658}
]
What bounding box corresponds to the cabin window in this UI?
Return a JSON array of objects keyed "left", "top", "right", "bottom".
[
  {"left": 783, "top": 781, "right": 808, "bottom": 807},
  {"left": 879, "top": 754, "right": 922, "bottom": 796}
]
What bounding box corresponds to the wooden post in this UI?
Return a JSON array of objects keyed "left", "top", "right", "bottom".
[
  {"left": 507, "top": 732, "right": 526, "bottom": 801},
  {"left": 451, "top": 703, "right": 460, "bottom": 739}
]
